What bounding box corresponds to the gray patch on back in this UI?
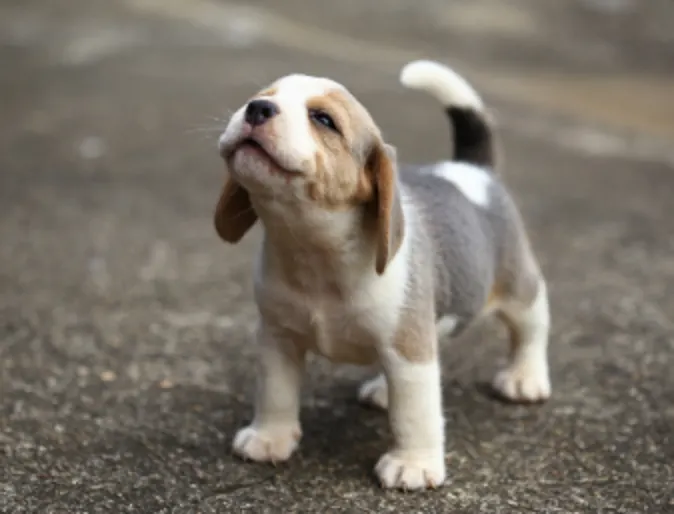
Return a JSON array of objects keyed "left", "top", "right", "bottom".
[{"left": 398, "top": 161, "right": 539, "bottom": 336}]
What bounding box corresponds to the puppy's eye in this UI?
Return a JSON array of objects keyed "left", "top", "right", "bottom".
[{"left": 309, "top": 109, "right": 339, "bottom": 133}]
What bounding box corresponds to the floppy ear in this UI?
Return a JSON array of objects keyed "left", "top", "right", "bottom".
[
  {"left": 366, "top": 142, "right": 405, "bottom": 275},
  {"left": 213, "top": 174, "right": 258, "bottom": 243}
]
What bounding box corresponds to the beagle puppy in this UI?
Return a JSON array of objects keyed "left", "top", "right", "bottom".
[{"left": 214, "top": 60, "right": 550, "bottom": 491}]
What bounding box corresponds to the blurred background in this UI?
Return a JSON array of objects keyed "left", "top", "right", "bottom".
[{"left": 1, "top": 0, "right": 673, "bottom": 512}]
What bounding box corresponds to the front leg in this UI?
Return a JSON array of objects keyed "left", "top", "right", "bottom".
[
  {"left": 375, "top": 344, "right": 446, "bottom": 490},
  {"left": 233, "top": 325, "right": 305, "bottom": 464}
]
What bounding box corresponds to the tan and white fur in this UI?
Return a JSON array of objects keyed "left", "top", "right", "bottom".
[{"left": 214, "top": 60, "right": 551, "bottom": 491}]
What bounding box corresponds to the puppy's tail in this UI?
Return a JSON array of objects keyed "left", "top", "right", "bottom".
[{"left": 400, "top": 60, "right": 495, "bottom": 168}]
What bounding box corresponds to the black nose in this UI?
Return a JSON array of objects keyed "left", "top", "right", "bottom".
[{"left": 244, "top": 99, "right": 279, "bottom": 127}]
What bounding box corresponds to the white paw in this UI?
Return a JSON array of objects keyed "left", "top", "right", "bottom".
[
  {"left": 358, "top": 375, "right": 388, "bottom": 410},
  {"left": 492, "top": 361, "right": 551, "bottom": 402},
  {"left": 232, "top": 424, "right": 301, "bottom": 464},
  {"left": 375, "top": 450, "right": 446, "bottom": 491}
]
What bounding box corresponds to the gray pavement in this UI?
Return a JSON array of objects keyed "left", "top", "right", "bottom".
[{"left": 1, "top": 0, "right": 673, "bottom": 512}]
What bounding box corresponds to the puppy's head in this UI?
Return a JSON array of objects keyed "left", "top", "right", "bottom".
[{"left": 214, "top": 74, "right": 403, "bottom": 274}]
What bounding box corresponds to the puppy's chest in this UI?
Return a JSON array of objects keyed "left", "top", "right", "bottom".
[{"left": 258, "top": 282, "right": 386, "bottom": 365}]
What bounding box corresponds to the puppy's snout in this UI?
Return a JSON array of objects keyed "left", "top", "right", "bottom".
[{"left": 245, "top": 99, "right": 279, "bottom": 127}]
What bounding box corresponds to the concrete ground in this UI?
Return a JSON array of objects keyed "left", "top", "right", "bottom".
[{"left": 1, "top": 0, "right": 673, "bottom": 512}]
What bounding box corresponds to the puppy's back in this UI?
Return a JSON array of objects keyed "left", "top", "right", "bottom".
[{"left": 398, "top": 61, "right": 539, "bottom": 334}]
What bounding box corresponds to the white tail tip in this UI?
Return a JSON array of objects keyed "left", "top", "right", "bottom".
[{"left": 400, "top": 60, "right": 483, "bottom": 111}]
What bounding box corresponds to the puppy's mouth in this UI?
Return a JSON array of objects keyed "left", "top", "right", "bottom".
[
  {"left": 229, "top": 137, "right": 298, "bottom": 176},
  {"left": 238, "top": 137, "right": 267, "bottom": 155}
]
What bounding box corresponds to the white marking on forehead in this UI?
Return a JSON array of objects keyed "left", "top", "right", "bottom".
[
  {"left": 272, "top": 74, "right": 346, "bottom": 101},
  {"left": 427, "top": 161, "right": 492, "bottom": 207}
]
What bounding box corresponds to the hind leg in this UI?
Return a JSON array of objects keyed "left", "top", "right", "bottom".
[{"left": 492, "top": 277, "right": 551, "bottom": 402}]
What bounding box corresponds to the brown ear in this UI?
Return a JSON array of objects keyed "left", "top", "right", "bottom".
[
  {"left": 367, "top": 142, "right": 405, "bottom": 275},
  {"left": 213, "top": 175, "right": 258, "bottom": 243}
]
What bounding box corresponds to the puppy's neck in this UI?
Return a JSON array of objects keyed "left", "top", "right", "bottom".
[{"left": 251, "top": 196, "right": 376, "bottom": 295}]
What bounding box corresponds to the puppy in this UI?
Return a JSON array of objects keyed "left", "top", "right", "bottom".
[{"left": 214, "top": 60, "right": 550, "bottom": 491}]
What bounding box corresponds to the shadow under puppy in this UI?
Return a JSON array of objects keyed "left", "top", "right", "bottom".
[{"left": 214, "top": 60, "right": 550, "bottom": 491}]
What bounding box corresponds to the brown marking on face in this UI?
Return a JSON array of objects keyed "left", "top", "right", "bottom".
[
  {"left": 304, "top": 90, "right": 375, "bottom": 207},
  {"left": 213, "top": 172, "right": 258, "bottom": 243},
  {"left": 304, "top": 91, "right": 405, "bottom": 273}
]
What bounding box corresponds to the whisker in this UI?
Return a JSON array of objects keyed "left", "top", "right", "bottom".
[
  {"left": 245, "top": 76, "right": 268, "bottom": 90},
  {"left": 206, "top": 112, "right": 235, "bottom": 122},
  {"left": 184, "top": 126, "right": 224, "bottom": 134}
]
